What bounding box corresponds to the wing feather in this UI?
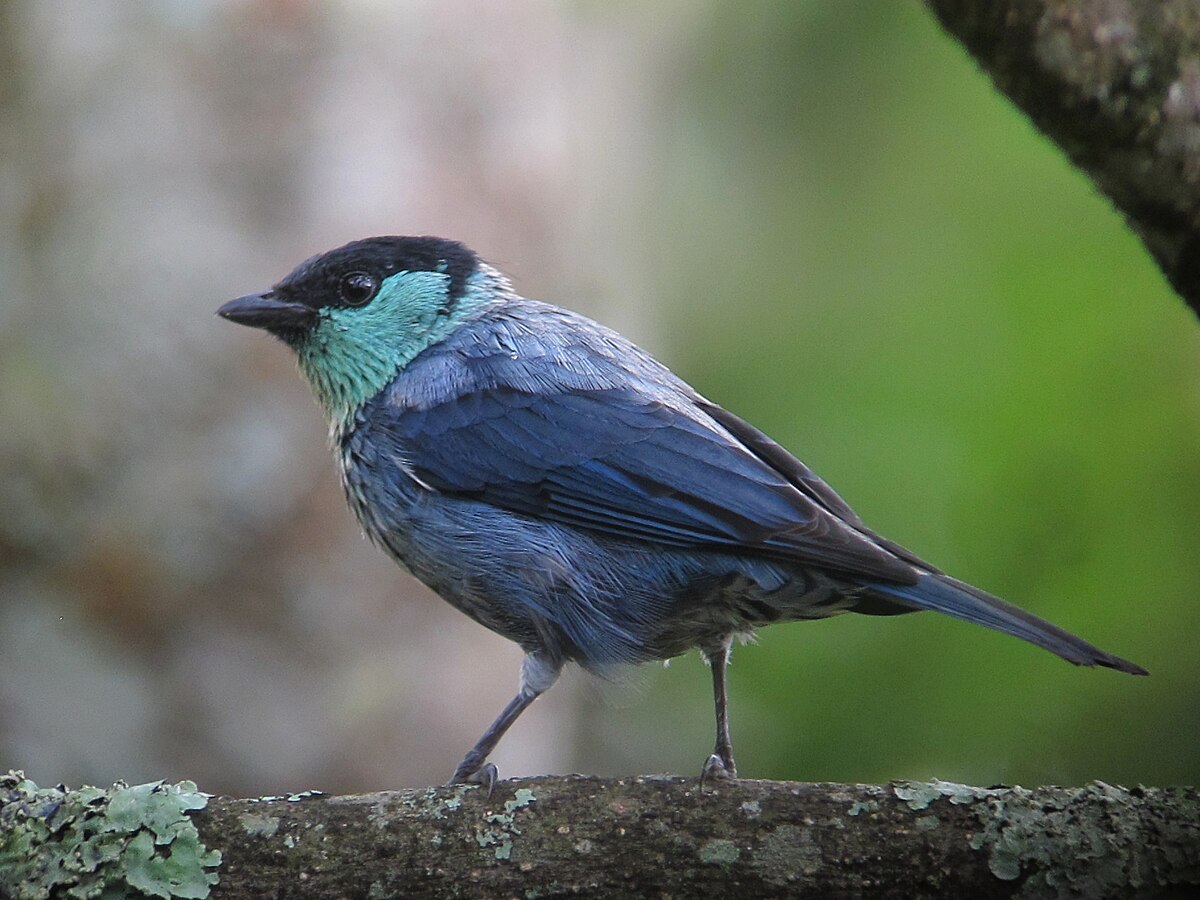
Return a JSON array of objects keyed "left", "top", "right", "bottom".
[{"left": 363, "top": 306, "right": 918, "bottom": 584}]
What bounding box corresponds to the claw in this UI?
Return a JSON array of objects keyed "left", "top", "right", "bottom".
[
  {"left": 699, "top": 752, "right": 737, "bottom": 789},
  {"left": 448, "top": 758, "right": 499, "bottom": 798},
  {"left": 469, "top": 762, "right": 499, "bottom": 798}
]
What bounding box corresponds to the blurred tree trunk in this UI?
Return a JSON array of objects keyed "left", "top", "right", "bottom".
[
  {"left": 927, "top": 0, "right": 1200, "bottom": 319},
  {"left": 8, "top": 776, "right": 1184, "bottom": 898}
]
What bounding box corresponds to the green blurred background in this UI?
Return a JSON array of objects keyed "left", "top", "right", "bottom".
[{"left": 1, "top": 1, "right": 1196, "bottom": 795}]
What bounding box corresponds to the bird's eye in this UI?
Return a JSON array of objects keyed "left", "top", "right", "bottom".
[{"left": 339, "top": 271, "right": 378, "bottom": 307}]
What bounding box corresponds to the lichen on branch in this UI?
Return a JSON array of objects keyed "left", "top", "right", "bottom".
[
  {"left": 7, "top": 773, "right": 1192, "bottom": 898},
  {"left": 0, "top": 772, "right": 221, "bottom": 899}
]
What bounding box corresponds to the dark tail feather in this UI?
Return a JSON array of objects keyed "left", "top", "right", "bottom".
[{"left": 869, "top": 574, "right": 1147, "bottom": 675}]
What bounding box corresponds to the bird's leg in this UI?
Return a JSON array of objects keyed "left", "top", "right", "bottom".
[
  {"left": 699, "top": 635, "right": 737, "bottom": 786},
  {"left": 448, "top": 652, "right": 560, "bottom": 794}
]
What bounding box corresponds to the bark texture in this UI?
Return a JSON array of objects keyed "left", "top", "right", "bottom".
[
  {"left": 198, "top": 777, "right": 1198, "bottom": 897},
  {"left": 4, "top": 773, "right": 1198, "bottom": 897},
  {"left": 927, "top": 0, "right": 1200, "bottom": 318}
]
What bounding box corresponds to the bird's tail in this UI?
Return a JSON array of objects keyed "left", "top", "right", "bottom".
[{"left": 868, "top": 573, "right": 1147, "bottom": 675}]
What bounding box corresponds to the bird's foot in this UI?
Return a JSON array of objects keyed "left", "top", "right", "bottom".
[
  {"left": 699, "top": 752, "right": 737, "bottom": 789},
  {"left": 447, "top": 757, "right": 498, "bottom": 798}
]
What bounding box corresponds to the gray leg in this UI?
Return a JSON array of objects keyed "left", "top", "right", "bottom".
[
  {"left": 449, "top": 653, "right": 560, "bottom": 794},
  {"left": 700, "top": 636, "right": 737, "bottom": 786}
]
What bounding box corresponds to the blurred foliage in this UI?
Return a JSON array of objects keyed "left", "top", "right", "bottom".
[
  {"left": 593, "top": 1, "right": 1199, "bottom": 788},
  {"left": 1, "top": 0, "right": 1195, "bottom": 794}
]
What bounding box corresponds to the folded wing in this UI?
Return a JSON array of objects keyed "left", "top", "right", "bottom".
[{"left": 371, "top": 371, "right": 918, "bottom": 585}]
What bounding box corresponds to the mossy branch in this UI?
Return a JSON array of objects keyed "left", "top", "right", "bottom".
[
  {"left": 926, "top": 0, "right": 1200, "bottom": 319},
  {"left": 4, "top": 773, "right": 1197, "bottom": 898}
]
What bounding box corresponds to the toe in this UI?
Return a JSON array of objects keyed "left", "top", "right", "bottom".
[
  {"left": 470, "top": 762, "right": 499, "bottom": 798},
  {"left": 448, "top": 760, "right": 499, "bottom": 798},
  {"left": 699, "top": 753, "right": 737, "bottom": 789}
]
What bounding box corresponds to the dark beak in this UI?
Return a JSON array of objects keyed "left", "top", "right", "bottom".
[{"left": 217, "top": 292, "right": 317, "bottom": 331}]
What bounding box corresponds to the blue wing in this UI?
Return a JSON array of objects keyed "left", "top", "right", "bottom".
[{"left": 361, "top": 304, "right": 919, "bottom": 585}]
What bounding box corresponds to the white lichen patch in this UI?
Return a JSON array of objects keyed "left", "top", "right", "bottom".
[
  {"left": 238, "top": 812, "right": 281, "bottom": 839},
  {"left": 699, "top": 838, "right": 740, "bottom": 865},
  {"left": 751, "top": 823, "right": 823, "bottom": 886}
]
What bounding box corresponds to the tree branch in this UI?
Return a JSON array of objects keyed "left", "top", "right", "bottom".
[
  {"left": 926, "top": 0, "right": 1200, "bottom": 318},
  {"left": 4, "top": 773, "right": 1197, "bottom": 898}
]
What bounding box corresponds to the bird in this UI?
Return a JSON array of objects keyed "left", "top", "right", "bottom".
[{"left": 217, "top": 235, "right": 1146, "bottom": 790}]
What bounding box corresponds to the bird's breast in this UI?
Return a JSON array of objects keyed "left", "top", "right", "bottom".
[{"left": 336, "top": 427, "right": 429, "bottom": 559}]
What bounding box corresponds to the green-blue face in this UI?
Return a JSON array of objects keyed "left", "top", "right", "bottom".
[
  {"left": 296, "top": 268, "right": 489, "bottom": 424},
  {"left": 218, "top": 236, "right": 496, "bottom": 427}
]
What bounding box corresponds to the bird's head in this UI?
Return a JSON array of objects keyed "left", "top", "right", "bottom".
[{"left": 218, "top": 236, "right": 505, "bottom": 425}]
